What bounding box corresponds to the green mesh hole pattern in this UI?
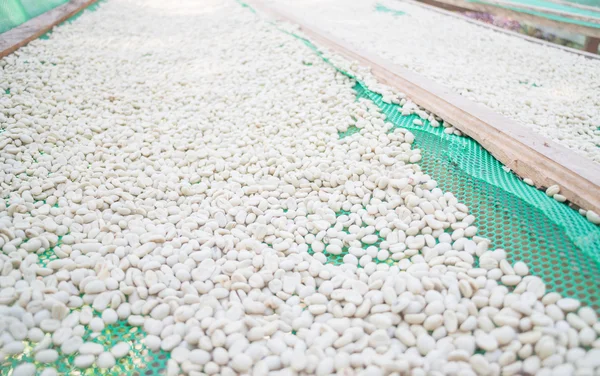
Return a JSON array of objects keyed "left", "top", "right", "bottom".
[
  {"left": 1, "top": 1, "right": 171, "bottom": 374},
  {"left": 338, "top": 125, "right": 361, "bottom": 139},
  {"left": 352, "top": 84, "right": 600, "bottom": 311},
  {"left": 306, "top": 223, "right": 392, "bottom": 266},
  {"left": 28, "top": 248, "right": 171, "bottom": 375},
  {"left": 0, "top": 318, "right": 169, "bottom": 376},
  {"left": 3, "top": 0, "right": 600, "bottom": 374},
  {"left": 249, "top": 3, "right": 600, "bottom": 312},
  {"left": 37, "top": 245, "right": 60, "bottom": 266},
  {"left": 37, "top": 234, "right": 66, "bottom": 267}
]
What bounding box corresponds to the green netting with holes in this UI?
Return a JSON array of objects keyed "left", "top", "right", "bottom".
[
  {"left": 0, "top": 318, "right": 169, "bottom": 376},
  {"left": 315, "top": 78, "right": 600, "bottom": 311},
  {"left": 469, "top": 0, "right": 600, "bottom": 28},
  {"left": 0, "top": 2, "right": 171, "bottom": 375},
  {"left": 261, "top": 5, "right": 600, "bottom": 313},
  {"left": 2, "top": 0, "right": 600, "bottom": 374},
  {"left": 354, "top": 84, "right": 600, "bottom": 309},
  {"left": 0, "top": 0, "right": 69, "bottom": 33}
]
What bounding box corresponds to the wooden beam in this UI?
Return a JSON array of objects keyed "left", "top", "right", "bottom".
[
  {"left": 0, "top": 0, "right": 99, "bottom": 59},
  {"left": 423, "top": 0, "right": 600, "bottom": 38},
  {"left": 250, "top": 0, "right": 600, "bottom": 214},
  {"left": 403, "top": 0, "right": 600, "bottom": 60},
  {"left": 584, "top": 36, "right": 600, "bottom": 53},
  {"left": 419, "top": 0, "right": 471, "bottom": 12}
]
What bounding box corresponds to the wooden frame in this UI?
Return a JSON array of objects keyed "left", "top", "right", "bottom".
[
  {"left": 250, "top": 0, "right": 600, "bottom": 214},
  {"left": 0, "top": 0, "right": 99, "bottom": 59},
  {"left": 464, "top": 0, "right": 600, "bottom": 23},
  {"left": 420, "top": 0, "right": 600, "bottom": 51},
  {"left": 411, "top": 0, "right": 600, "bottom": 59}
]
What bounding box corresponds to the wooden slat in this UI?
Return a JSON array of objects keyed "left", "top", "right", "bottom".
[
  {"left": 0, "top": 0, "right": 99, "bottom": 59},
  {"left": 584, "top": 36, "right": 600, "bottom": 53},
  {"left": 251, "top": 0, "right": 600, "bottom": 214}
]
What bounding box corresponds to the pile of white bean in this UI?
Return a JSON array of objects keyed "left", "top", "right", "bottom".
[
  {"left": 267, "top": 0, "right": 600, "bottom": 163},
  {"left": 0, "top": 0, "right": 599, "bottom": 375}
]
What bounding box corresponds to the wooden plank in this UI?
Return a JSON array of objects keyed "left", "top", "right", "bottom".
[
  {"left": 584, "top": 36, "right": 600, "bottom": 53},
  {"left": 0, "top": 0, "right": 99, "bottom": 59},
  {"left": 425, "top": 0, "right": 600, "bottom": 38},
  {"left": 250, "top": 0, "right": 600, "bottom": 214},
  {"left": 419, "top": 0, "right": 474, "bottom": 11},
  {"left": 403, "top": 0, "right": 600, "bottom": 60}
]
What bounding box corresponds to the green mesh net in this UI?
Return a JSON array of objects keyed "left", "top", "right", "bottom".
[
  {"left": 262, "top": 5, "right": 600, "bottom": 313},
  {"left": 308, "top": 77, "right": 600, "bottom": 311},
  {"left": 0, "top": 319, "right": 169, "bottom": 376},
  {"left": 354, "top": 84, "right": 600, "bottom": 310},
  {"left": 0, "top": 0, "right": 69, "bottom": 33},
  {"left": 2, "top": 0, "right": 600, "bottom": 375},
  {"left": 1, "top": 3, "right": 172, "bottom": 375}
]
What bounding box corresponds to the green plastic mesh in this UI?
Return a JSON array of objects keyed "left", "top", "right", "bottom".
[
  {"left": 0, "top": 0, "right": 69, "bottom": 33},
  {"left": 307, "top": 210, "right": 392, "bottom": 266},
  {"left": 308, "top": 78, "right": 600, "bottom": 311},
  {"left": 2, "top": 0, "right": 600, "bottom": 374},
  {"left": 263, "top": 6, "right": 600, "bottom": 313},
  {"left": 1, "top": 2, "right": 171, "bottom": 375},
  {"left": 354, "top": 84, "right": 600, "bottom": 311},
  {"left": 0, "top": 319, "right": 169, "bottom": 376},
  {"left": 37, "top": 232, "right": 63, "bottom": 267},
  {"left": 469, "top": 0, "right": 600, "bottom": 28}
]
